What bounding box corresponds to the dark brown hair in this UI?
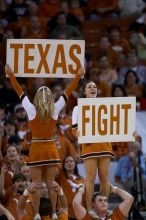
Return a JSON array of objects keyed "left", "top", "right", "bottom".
[{"left": 92, "top": 192, "right": 107, "bottom": 203}]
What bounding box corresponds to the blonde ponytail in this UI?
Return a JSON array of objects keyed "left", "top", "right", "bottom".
[{"left": 33, "top": 86, "right": 54, "bottom": 122}]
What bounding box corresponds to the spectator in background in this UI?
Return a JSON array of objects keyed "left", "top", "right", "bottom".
[
  {"left": 112, "top": 84, "right": 127, "bottom": 97},
  {"left": 17, "top": 180, "right": 68, "bottom": 220},
  {"left": 52, "top": 83, "right": 64, "bottom": 102},
  {"left": 70, "top": 0, "right": 84, "bottom": 21},
  {"left": 0, "top": 29, "right": 15, "bottom": 67},
  {"left": 8, "top": 133, "right": 30, "bottom": 161},
  {"left": 21, "top": 15, "right": 48, "bottom": 39},
  {"left": 59, "top": 1, "right": 81, "bottom": 28},
  {"left": 87, "top": 0, "right": 118, "bottom": 20},
  {"left": 39, "top": 181, "right": 50, "bottom": 219},
  {"left": 130, "top": 7, "right": 146, "bottom": 36},
  {"left": 19, "top": 163, "right": 31, "bottom": 184},
  {"left": 3, "top": 145, "right": 22, "bottom": 175},
  {"left": 0, "top": 172, "right": 36, "bottom": 220},
  {"left": 135, "top": 8, "right": 146, "bottom": 26},
  {"left": 57, "top": 155, "right": 85, "bottom": 219},
  {"left": 0, "top": 163, "right": 13, "bottom": 193},
  {"left": 3, "top": 121, "right": 16, "bottom": 139},
  {"left": 115, "top": 141, "right": 146, "bottom": 194},
  {"left": 97, "top": 55, "right": 118, "bottom": 85},
  {"left": 40, "top": 182, "right": 49, "bottom": 199},
  {"left": 130, "top": 30, "right": 146, "bottom": 60},
  {"left": 123, "top": 70, "right": 144, "bottom": 101},
  {"left": 14, "top": 104, "right": 28, "bottom": 139},
  {"left": 6, "top": 1, "right": 38, "bottom": 38},
  {"left": 1, "top": 120, "right": 17, "bottom": 157},
  {"left": 38, "top": 0, "right": 61, "bottom": 19},
  {"left": 15, "top": 1, "right": 49, "bottom": 38},
  {"left": 108, "top": 25, "right": 131, "bottom": 56},
  {"left": 8, "top": 135, "right": 23, "bottom": 155},
  {"left": 129, "top": 10, "right": 146, "bottom": 59},
  {"left": 96, "top": 35, "right": 122, "bottom": 69},
  {"left": 118, "top": 51, "right": 146, "bottom": 85},
  {"left": 4, "top": 0, "right": 28, "bottom": 22},
  {"left": 26, "top": 1, "right": 39, "bottom": 17},
  {"left": 0, "top": 0, "right": 11, "bottom": 14},
  {"left": 118, "top": 0, "right": 145, "bottom": 18},
  {"left": 0, "top": 28, "right": 21, "bottom": 112},
  {"left": 48, "top": 11, "right": 82, "bottom": 39},
  {"left": 140, "top": 84, "right": 146, "bottom": 110}
]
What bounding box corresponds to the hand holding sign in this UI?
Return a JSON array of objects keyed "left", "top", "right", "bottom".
[
  {"left": 5, "top": 64, "right": 13, "bottom": 76},
  {"left": 77, "top": 66, "right": 85, "bottom": 77}
]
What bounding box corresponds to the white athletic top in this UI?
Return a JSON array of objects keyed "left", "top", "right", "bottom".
[{"left": 22, "top": 95, "right": 66, "bottom": 121}]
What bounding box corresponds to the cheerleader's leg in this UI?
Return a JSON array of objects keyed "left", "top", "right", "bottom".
[
  {"left": 30, "top": 166, "right": 43, "bottom": 215},
  {"left": 44, "top": 165, "right": 57, "bottom": 217},
  {"left": 98, "top": 156, "right": 111, "bottom": 197}
]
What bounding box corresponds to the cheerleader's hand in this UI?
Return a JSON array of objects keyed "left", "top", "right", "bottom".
[
  {"left": 78, "top": 184, "right": 85, "bottom": 194},
  {"left": 27, "top": 182, "right": 39, "bottom": 193},
  {"left": 132, "top": 131, "right": 138, "bottom": 140},
  {"left": 110, "top": 183, "right": 119, "bottom": 194},
  {"left": 77, "top": 66, "right": 85, "bottom": 77},
  {"left": 5, "top": 64, "right": 13, "bottom": 76},
  {"left": 76, "top": 130, "right": 80, "bottom": 138},
  {"left": 48, "top": 181, "right": 61, "bottom": 193}
]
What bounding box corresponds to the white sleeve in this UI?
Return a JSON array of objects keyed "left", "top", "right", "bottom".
[
  {"left": 22, "top": 96, "right": 36, "bottom": 120},
  {"left": 72, "top": 106, "right": 78, "bottom": 126},
  {"left": 53, "top": 96, "right": 66, "bottom": 120}
]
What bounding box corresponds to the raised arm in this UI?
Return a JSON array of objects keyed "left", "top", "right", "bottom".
[
  {"left": 18, "top": 182, "right": 38, "bottom": 210},
  {"left": 72, "top": 185, "right": 86, "bottom": 220},
  {"left": 5, "top": 64, "right": 24, "bottom": 99},
  {"left": 64, "top": 67, "right": 85, "bottom": 99},
  {"left": 110, "top": 184, "right": 134, "bottom": 217},
  {"left": 0, "top": 204, "right": 15, "bottom": 220},
  {"left": 5, "top": 65, "right": 36, "bottom": 120},
  {"left": 48, "top": 181, "right": 68, "bottom": 215},
  {"left": 0, "top": 164, "right": 8, "bottom": 197}
]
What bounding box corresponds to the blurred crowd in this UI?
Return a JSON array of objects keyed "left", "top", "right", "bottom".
[{"left": 0, "top": 0, "right": 146, "bottom": 219}]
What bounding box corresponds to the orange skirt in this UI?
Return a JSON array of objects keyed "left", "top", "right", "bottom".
[
  {"left": 81, "top": 142, "right": 114, "bottom": 160},
  {"left": 27, "top": 141, "right": 60, "bottom": 167}
]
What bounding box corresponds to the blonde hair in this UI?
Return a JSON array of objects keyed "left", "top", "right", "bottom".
[{"left": 33, "top": 86, "right": 54, "bottom": 122}]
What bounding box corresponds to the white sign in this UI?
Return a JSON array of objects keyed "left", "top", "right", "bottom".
[
  {"left": 6, "top": 39, "right": 85, "bottom": 78},
  {"left": 78, "top": 97, "right": 136, "bottom": 143}
]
